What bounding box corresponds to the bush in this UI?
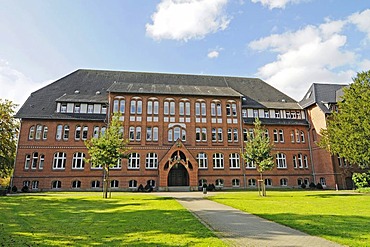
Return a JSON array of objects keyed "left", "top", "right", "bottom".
[
  {"left": 21, "top": 185, "right": 29, "bottom": 193},
  {"left": 301, "top": 183, "right": 306, "bottom": 189},
  {"left": 309, "top": 182, "right": 316, "bottom": 189},
  {"left": 352, "top": 172, "right": 370, "bottom": 188},
  {"left": 11, "top": 186, "right": 17, "bottom": 192},
  {"left": 316, "top": 183, "right": 323, "bottom": 190}
]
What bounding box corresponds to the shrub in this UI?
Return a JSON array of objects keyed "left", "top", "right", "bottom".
[
  {"left": 301, "top": 183, "right": 306, "bottom": 189},
  {"left": 11, "top": 186, "right": 17, "bottom": 192},
  {"left": 309, "top": 182, "right": 316, "bottom": 189},
  {"left": 21, "top": 185, "right": 29, "bottom": 193},
  {"left": 352, "top": 172, "right": 370, "bottom": 188},
  {"left": 316, "top": 183, "right": 323, "bottom": 190}
]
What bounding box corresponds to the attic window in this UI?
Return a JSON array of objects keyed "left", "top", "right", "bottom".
[
  {"left": 96, "top": 91, "right": 101, "bottom": 95},
  {"left": 74, "top": 90, "right": 80, "bottom": 94},
  {"left": 281, "top": 99, "right": 286, "bottom": 102}
]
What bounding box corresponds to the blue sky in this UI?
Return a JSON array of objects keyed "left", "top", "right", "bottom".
[{"left": 1, "top": 0, "right": 369, "bottom": 106}]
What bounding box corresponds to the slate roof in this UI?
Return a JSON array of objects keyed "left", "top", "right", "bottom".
[
  {"left": 16, "top": 69, "right": 302, "bottom": 119},
  {"left": 299, "top": 83, "right": 347, "bottom": 114}
]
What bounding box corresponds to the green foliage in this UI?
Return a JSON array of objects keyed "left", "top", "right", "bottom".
[
  {"left": 242, "top": 118, "right": 274, "bottom": 175},
  {"left": 352, "top": 172, "right": 370, "bottom": 188},
  {"left": 0, "top": 193, "right": 225, "bottom": 246},
  {"left": 210, "top": 191, "right": 370, "bottom": 246},
  {"left": 320, "top": 70, "right": 370, "bottom": 169},
  {"left": 85, "top": 113, "right": 129, "bottom": 169},
  {"left": 0, "top": 99, "right": 19, "bottom": 178}
]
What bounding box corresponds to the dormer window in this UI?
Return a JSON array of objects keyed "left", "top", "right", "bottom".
[
  {"left": 61, "top": 103, "right": 67, "bottom": 113},
  {"left": 74, "top": 104, "right": 80, "bottom": 113}
]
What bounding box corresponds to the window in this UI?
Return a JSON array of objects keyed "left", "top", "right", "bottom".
[
  {"left": 217, "top": 128, "right": 223, "bottom": 141},
  {"left": 195, "top": 102, "right": 200, "bottom": 116},
  {"left": 24, "top": 154, "right": 31, "bottom": 169},
  {"left": 297, "top": 178, "right": 303, "bottom": 186},
  {"left": 264, "top": 110, "right": 269, "bottom": 118},
  {"left": 168, "top": 126, "right": 186, "bottom": 142},
  {"left": 111, "top": 180, "right": 119, "bottom": 188},
  {"left": 35, "top": 125, "right": 42, "bottom": 140},
  {"left": 32, "top": 180, "right": 39, "bottom": 189},
  {"left": 75, "top": 125, "right": 81, "bottom": 140},
  {"left": 232, "top": 104, "right": 237, "bottom": 116},
  {"left": 233, "top": 128, "right": 238, "bottom": 142},
  {"left": 265, "top": 178, "right": 272, "bottom": 186},
  {"left": 264, "top": 129, "right": 269, "bottom": 139},
  {"left": 185, "top": 102, "right": 190, "bottom": 116},
  {"left": 215, "top": 179, "right": 224, "bottom": 187},
  {"left": 170, "top": 101, "right": 175, "bottom": 115},
  {"left": 320, "top": 177, "right": 326, "bottom": 186},
  {"left": 246, "top": 160, "right": 256, "bottom": 169},
  {"left": 279, "top": 129, "right": 284, "bottom": 142},
  {"left": 199, "top": 179, "right": 207, "bottom": 187},
  {"left": 53, "top": 152, "right": 66, "bottom": 169},
  {"left": 147, "top": 100, "right": 159, "bottom": 115},
  {"left": 129, "top": 126, "right": 141, "bottom": 141},
  {"left": 28, "top": 126, "right": 35, "bottom": 140},
  {"left": 74, "top": 104, "right": 80, "bottom": 113},
  {"left": 146, "top": 153, "right": 158, "bottom": 169},
  {"left": 304, "top": 155, "right": 308, "bottom": 168},
  {"left": 101, "top": 126, "right": 106, "bottom": 136},
  {"left": 101, "top": 105, "right": 107, "bottom": 114},
  {"left": 130, "top": 99, "right": 142, "bottom": 114},
  {"left": 114, "top": 99, "right": 125, "bottom": 113},
  {"left": 275, "top": 110, "right": 280, "bottom": 118},
  {"left": 23, "top": 180, "right": 30, "bottom": 187},
  {"left": 211, "top": 128, "right": 217, "bottom": 142},
  {"left": 273, "top": 129, "right": 278, "bottom": 142},
  {"left": 72, "top": 180, "right": 81, "bottom": 189},
  {"left": 213, "top": 153, "right": 224, "bottom": 169},
  {"left": 72, "top": 152, "right": 85, "bottom": 169},
  {"left": 91, "top": 180, "right": 100, "bottom": 188},
  {"left": 128, "top": 153, "right": 140, "bottom": 169},
  {"left": 211, "top": 103, "right": 216, "bottom": 116},
  {"left": 52, "top": 180, "right": 62, "bottom": 189},
  {"left": 82, "top": 126, "right": 88, "bottom": 140},
  {"left": 242, "top": 109, "right": 247, "bottom": 117},
  {"left": 229, "top": 153, "right": 240, "bottom": 169},
  {"left": 197, "top": 153, "right": 208, "bottom": 169},
  {"left": 147, "top": 179, "right": 156, "bottom": 187},
  {"left": 88, "top": 104, "right": 94, "bottom": 113},
  {"left": 276, "top": 153, "right": 287, "bottom": 168},
  {"left": 201, "top": 102, "right": 206, "bottom": 116},
  {"left": 31, "top": 152, "right": 38, "bottom": 169},
  {"left": 253, "top": 109, "right": 258, "bottom": 118},
  {"left": 226, "top": 104, "right": 231, "bottom": 116},
  {"left": 227, "top": 128, "right": 232, "bottom": 142},
  {"left": 164, "top": 101, "right": 169, "bottom": 115},
  {"left": 61, "top": 103, "right": 67, "bottom": 113},
  {"left": 196, "top": 128, "right": 201, "bottom": 142},
  {"left": 112, "top": 158, "right": 122, "bottom": 169},
  {"left": 300, "top": 131, "right": 305, "bottom": 142},
  {"left": 293, "top": 155, "right": 297, "bottom": 168},
  {"left": 304, "top": 178, "right": 309, "bottom": 185},
  {"left": 63, "top": 125, "right": 69, "bottom": 140},
  {"left": 196, "top": 127, "right": 207, "bottom": 142},
  {"left": 39, "top": 154, "right": 44, "bottom": 169},
  {"left": 56, "top": 125, "right": 62, "bottom": 140},
  {"left": 129, "top": 180, "right": 138, "bottom": 188},
  {"left": 42, "top": 126, "right": 48, "bottom": 140},
  {"left": 217, "top": 103, "right": 222, "bottom": 116},
  {"left": 296, "top": 130, "right": 300, "bottom": 143},
  {"left": 290, "top": 131, "right": 295, "bottom": 143},
  {"left": 146, "top": 127, "right": 152, "bottom": 141},
  {"left": 179, "top": 102, "right": 184, "bottom": 116},
  {"left": 93, "top": 126, "right": 99, "bottom": 138},
  {"left": 248, "top": 178, "right": 256, "bottom": 186},
  {"left": 280, "top": 178, "right": 288, "bottom": 186},
  {"left": 113, "top": 99, "right": 119, "bottom": 112},
  {"left": 298, "top": 154, "right": 303, "bottom": 168},
  {"left": 243, "top": 129, "right": 248, "bottom": 141},
  {"left": 232, "top": 179, "right": 240, "bottom": 187}
]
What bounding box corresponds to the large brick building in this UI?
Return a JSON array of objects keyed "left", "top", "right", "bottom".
[{"left": 12, "top": 69, "right": 347, "bottom": 191}]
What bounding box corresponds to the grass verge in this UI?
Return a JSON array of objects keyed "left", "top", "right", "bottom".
[
  {"left": 0, "top": 192, "right": 226, "bottom": 246},
  {"left": 209, "top": 190, "right": 370, "bottom": 247}
]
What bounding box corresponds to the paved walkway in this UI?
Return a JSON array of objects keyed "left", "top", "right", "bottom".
[{"left": 154, "top": 192, "right": 343, "bottom": 247}]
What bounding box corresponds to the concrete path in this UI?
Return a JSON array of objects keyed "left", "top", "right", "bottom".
[{"left": 154, "top": 192, "right": 343, "bottom": 247}]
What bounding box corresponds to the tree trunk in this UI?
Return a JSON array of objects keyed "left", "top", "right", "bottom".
[
  {"left": 103, "top": 165, "right": 110, "bottom": 199},
  {"left": 258, "top": 172, "right": 266, "bottom": 197}
]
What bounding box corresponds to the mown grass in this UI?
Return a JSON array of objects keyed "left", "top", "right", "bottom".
[
  {"left": 0, "top": 192, "right": 226, "bottom": 246},
  {"left": 209, "top": 190, "right": 370, "bottom": 247}
]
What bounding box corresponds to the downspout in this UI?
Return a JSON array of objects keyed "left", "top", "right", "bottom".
[
  {"left": 307, "top": 119, "right": 316, "bottom": 184},
  {"left": 239, "top": 97, "right": 247, "bottom": 189}
]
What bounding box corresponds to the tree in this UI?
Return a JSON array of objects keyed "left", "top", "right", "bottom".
[
  {"left": 242, "top": 118, "right": 274, "bottom": 196},
  {"left": 320, "top": 70, "right": 370, "bottom": 169},
  {"left": 85, "top": 113, "right": 129, "bottom": 198},
  {"left": 0, "top": 99, "right": 19, "bottom": 180}
]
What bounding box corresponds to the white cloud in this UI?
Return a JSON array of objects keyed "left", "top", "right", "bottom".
[
  {"left": 248, "top": 19, "right": 358, "bottom": 100},
  {"left": 348, "top": 9, "right": 370, "bottom": 40},
  {"left": 250, "top": 0, "right": 306, "bottom": 9},
  {"left": 0, "top": 59, "right": 51, "bottom": 107},
  {"left": 146, "top": 0, "right": 230, "bottom": 41},
  {"left": 207, "top": 50, "right": 220, "bottom": 58}
]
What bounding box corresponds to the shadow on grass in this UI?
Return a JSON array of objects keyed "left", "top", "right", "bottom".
[
  {"left": 305, "top": 193, "right": 362, "bottom": 198},
  {"left": 0, "top": 195, "right": 224, "bottom": 246}
]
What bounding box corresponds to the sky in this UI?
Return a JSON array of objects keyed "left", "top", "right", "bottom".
[{"left": 1, "top": 0, "right": 369, "bottom": 108}]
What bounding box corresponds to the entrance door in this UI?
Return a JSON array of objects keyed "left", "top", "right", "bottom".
[{"left": 168, "top": 164, "right": 189, "bottom": 186}]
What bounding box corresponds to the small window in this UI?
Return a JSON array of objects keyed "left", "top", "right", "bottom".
[
  {"left": 52, "top": 180, "right": 62, "bottom": 189},
  {"left": 111, "top": 180, "right": 119, "bottom": 188},
  {"left": 129, "top": 180, "right": 138, "bottom": 188},
  {"left": 265, "top": 178, "right": 272, "bottom": 186},
  {"left": 232, "top": 178, "right": 240, "bottom": 187},
  {"left": 91, "top": 180, "right": 100, "bottom": 188},
  {"left": 280, "top": 178, "right": 288, "bottom": 186},
  {"left": 197, "top": 153, "right": 208, "bottom": 169},
  {"left": 72, "top": 180, "right": 81, "bottom": 189},
  {"left": 29, "top": 126, "right": 35, "bottom": 139},
  {"left": 199, "top": 179, "right": 207, "bottom": 187},
  {"left": 248, "top": 178, "right": 256, "bottom": 186},
  {"left": 215, "top": 179, "right": 224, "bottom": 187}
]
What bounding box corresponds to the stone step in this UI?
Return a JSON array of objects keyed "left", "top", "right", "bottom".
[{"left": 167, "top": 186, "right": 191, "bottom": 192}]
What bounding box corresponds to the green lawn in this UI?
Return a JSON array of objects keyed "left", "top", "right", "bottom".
[
  {"left": 209, "top": 190, "right": 370, "bottom": 247},
  {"left": 0, "top": 193, "right": 226, "bottom": 246}
]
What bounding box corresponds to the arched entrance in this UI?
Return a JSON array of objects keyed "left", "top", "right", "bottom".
[{"left": 168, "top": 164, "right": 189, "bottom": 186}]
